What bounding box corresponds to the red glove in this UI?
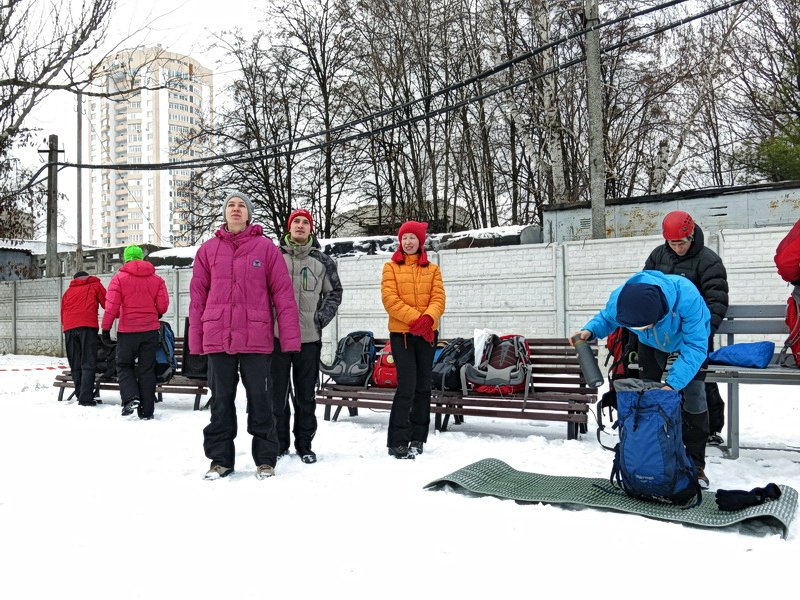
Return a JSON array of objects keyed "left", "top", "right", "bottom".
[
  {"left": 409, "top": 315, "right": 433, "bottom": 337},
  {"left": 419, "top": 324, "right": 435, "bottom": 344}
]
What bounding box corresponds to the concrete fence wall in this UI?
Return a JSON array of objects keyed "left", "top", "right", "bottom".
[{"left": 0, "top": 226, "right": 792, "bottom": 360}]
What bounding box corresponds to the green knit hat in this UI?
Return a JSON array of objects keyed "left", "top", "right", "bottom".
[{"left": 123, "top": 245, "right": 143, "bottom": 263}]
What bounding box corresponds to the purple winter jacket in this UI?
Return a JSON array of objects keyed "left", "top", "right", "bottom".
[{"left": 189, "top": 224, "right": 301, "bottom": 355}]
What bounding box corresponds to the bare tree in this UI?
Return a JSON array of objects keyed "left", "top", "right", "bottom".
[
  {"left": 179, "top": 32, "right": 314, "bottom": 238},
  {"left": 0, "top": 0, "right": 115, "bottom": 238},
  {"left": 271, "top": 0, "right": 360, "bottom": 237},
  {"left": 726, "top": 0, "right": 800, "bottom": 181}
]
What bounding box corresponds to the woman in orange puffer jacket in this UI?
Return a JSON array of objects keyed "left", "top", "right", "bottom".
[{"left": 381, "top": 220, "right": 445, "bottom": 459}]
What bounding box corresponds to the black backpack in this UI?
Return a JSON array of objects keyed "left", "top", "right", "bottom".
[
  {"left": 431, "top": 337, "right": 475, "bottom": 391},
  {"left": 320, "top": 331, "right": 376, "bottom": 386},
  {"left": 95, "top": 336, "right": 117, "bottom": 381}
]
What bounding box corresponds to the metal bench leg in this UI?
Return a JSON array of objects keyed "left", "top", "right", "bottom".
[
  {"left": 58, "top": 388, "right": 66, "bottom": 402},
  {"left": 194, "top": 393, "right": 201, "bottom": 411},
  {"left": 332, "top": 406, "right": 342, "bottom": 421},
  {"left": 324, "top": 404, "right": 332, "bottom": 421},
  {"left": 567, "top": 421, "right": 577, "bottom": 440},
  {"left": 440, "top": 413, "right": 451, "bottom": 432},
  {"left": 725, "top": 382, "right": 740, "bottom": 459}
]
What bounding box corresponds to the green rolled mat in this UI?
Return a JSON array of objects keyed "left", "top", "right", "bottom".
[{"left": 425, "top": 458, "right": 797, "bottom": 538}]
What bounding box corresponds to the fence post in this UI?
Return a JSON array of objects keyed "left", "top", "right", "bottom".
[
  {"left": 59, "top": 276, "right": 65, "bottom": 356},
  {"left": 11, "top": 280, "right": 17, "bottom": 354},
  {"left": 174, "top": 269, "right": 181, "bottom": 336}
]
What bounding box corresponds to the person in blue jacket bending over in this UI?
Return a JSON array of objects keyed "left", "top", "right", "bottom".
[{"left": 571, "top": 270, "right": 712, "bottom": 488}]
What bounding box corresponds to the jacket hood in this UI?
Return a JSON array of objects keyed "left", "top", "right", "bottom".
[
  {"left": 215, "top": 223, "right": 264, "bottom": 241},
  {"left": 121, "top": 259, "right": 156, "bottom": 277},
  {"left": 68, "top": 275, "right": 101, "bottom": 288},
  {"left": 281, "top": 233, "right": 319, "bottom": 258}
]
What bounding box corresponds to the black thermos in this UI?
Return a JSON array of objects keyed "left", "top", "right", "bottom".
[{"left": 572, "top": 335, "right": 604, "bottom": 388}]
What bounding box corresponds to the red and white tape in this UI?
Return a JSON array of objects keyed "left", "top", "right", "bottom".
[{"left": 0, "top": 365, "right": 68, "bottom": 372}]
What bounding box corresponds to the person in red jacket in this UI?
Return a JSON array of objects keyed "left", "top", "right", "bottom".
[
  {"left": 101, "top": 245, "right": 170, "bottom": 419},
  {"left": 61, "top": 271, "right": 107, "bottom": 406}
]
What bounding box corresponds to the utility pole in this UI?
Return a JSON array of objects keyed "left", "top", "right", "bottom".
[
  {"left": 46, "top": 134, "right": 59, "bottom": 277},
  {"left": 76, "top": 92, "right": 84, "bottom": 271},
  {"left": 585, "top": 0, "right": 606, "bottom": 239}
]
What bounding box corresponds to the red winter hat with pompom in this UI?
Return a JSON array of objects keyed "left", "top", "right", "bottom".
[
  {"left": 391, "top": 220, "right": 429, "bottom": 265},
  {"left": 287, "top": 209, "right": 314, "bottom": 233}
]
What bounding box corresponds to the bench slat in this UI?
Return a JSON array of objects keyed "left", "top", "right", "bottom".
[
  {"left": 723, "top": 305, "right": 786, "bottom": 318},
  {"left": 717, "top": 320, "right": 789, "bottom": 334}
]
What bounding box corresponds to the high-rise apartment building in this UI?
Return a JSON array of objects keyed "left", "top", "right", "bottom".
[{"left": 87, "top": 47, "right": 213, "bottom": 248}]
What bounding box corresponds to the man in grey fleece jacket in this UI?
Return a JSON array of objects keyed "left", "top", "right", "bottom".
[{"left": 271, "top": 208, "right": 343, "bottom": 463}]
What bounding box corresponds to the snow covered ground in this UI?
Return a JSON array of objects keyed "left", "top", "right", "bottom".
[{"left": 1, "top": 353, "right": 798, "bottom": 599}]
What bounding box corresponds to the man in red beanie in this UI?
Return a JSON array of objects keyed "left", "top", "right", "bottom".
[
  {"left": 270, "top": 208, "right": 343, "bottom": 463},
  {"left": 645, "top": 211, "right": 728, "bottom": 450}
]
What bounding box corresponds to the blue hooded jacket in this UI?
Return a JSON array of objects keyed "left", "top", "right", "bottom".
[{"left": 583, "top": 270, "right": 710, "bottom": 391}]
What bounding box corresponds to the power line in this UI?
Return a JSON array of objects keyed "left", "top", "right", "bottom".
[
  {"left": 11, "top": 0, "right": 746, "bottom": 194},
  {"left": 57, "top": 0, "right": 702, "bottom": 173}
]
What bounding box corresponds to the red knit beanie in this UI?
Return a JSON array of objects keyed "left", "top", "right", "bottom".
[
  {"left": 391, "top": 220, "right": 429, "bottom": 265},
  {"left": 288, "top": 209, "right": 313, "bottom": 232}
]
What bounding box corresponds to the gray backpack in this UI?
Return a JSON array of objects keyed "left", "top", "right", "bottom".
[{"left": 319, "top": 331, "right": 376, "bottom": 386}]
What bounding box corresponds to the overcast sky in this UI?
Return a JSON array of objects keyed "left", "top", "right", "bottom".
[{"left": 21, "top": 0, "right": 260, "bottom": 243}]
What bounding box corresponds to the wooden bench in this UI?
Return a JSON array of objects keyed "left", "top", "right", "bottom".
[
  {"left": 704, "top": 304, "right": 800, "bottom": 459},
  {"left": 315, "top": 337, "right": 599, "bottom": 440},
  {"left": 54, "top": 337, "right": 210, "bottom": 410}
]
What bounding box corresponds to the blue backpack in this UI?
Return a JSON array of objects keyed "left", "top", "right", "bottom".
[
  {"left": 610, "top": 379, "right": 702, "bottom": 507},
  {"left": 155, "top": 321, "right": 177, "bottom": 384}
]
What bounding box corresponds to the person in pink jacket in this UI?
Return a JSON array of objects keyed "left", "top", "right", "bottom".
[
  {"left": 101, "top": 245, "right": 170, "bottom": 420},
  {"left": 190, "top": 191, "right": 301, "bottom": 481}
]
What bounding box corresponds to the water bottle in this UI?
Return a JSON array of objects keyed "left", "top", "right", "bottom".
[{"left": 572, "top": 335, "right": 604, "bottom": 388}]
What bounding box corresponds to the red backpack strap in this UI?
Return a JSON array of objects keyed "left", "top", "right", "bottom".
[
  {"left": 779, "top": 286, "right": 800, "bottom": 367},
  {"left": 775, "top": 220, "right": 800, "bottom": 284}
]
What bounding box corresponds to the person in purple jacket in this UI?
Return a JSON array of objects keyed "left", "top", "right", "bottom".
[{"left": 189, "top": 191, "right": 301, "bottom": 480}]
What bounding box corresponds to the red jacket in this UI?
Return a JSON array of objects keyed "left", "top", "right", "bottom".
[
  {"left": 101, "top": 260, "right": 170, "bottom": 333},
  {"left": 61, "top": 276, "right": 107, "bottom": 332}
]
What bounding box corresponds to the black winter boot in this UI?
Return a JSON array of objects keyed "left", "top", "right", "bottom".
[
  {"left": 121, "top": 397, "right": 140, "bottom": 416},
  {"left": 683, "top": 410, "right": 710, "bottom": 466},
  {"left": 388, "top": 446, "right": 414, "bottom": 460},
  {"left": 705, "top": 382, "right": 725, "bottom": 435}
]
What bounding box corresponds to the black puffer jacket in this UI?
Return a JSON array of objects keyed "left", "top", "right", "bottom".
[{"left": 644, "top": 225, "right": 729, "bottom": 335}]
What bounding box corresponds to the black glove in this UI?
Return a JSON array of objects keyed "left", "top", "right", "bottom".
[
  {"left": 715, "top": 483, "right": 781, "bottom": 511},
  {"left": 101, "top": 330, "right": 111, "bottom": 342}
]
